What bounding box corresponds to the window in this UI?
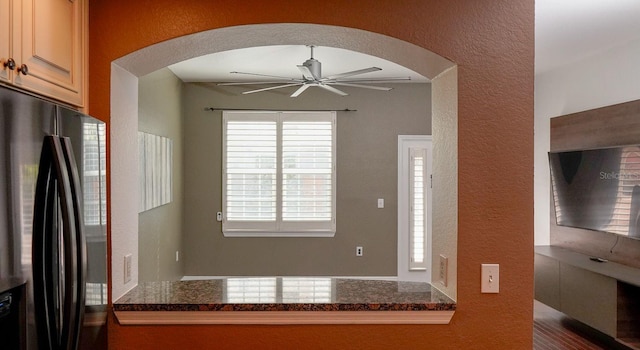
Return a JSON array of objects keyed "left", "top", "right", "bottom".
[
  {"left": 409, "top": 147, "right": 428, "bottom": 270},
  {"left": 222, "top": 111, "right": 336, "bottom": 236}
]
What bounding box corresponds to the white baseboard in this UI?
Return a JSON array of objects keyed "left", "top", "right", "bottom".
[{"left": 181, "top": 275, "right": 399, "bottom": 281}]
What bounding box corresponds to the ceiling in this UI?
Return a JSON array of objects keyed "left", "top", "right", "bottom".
[
  {"left": 167, "top": 2, "right": 640, "bottom": 83},
  {"left": 536, "top": 0, "right": 640, "bottom": 74},
  {"left": 168, "top": 45, "right": 429, "bottom": 84}
]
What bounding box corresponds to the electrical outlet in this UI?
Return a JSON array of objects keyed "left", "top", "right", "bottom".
[
  {"left": 377, "top": 198, "right": 384, "bottom": 208},
  {"left": 356, "top": 246, "right": 363, "bottom": 256},
  {"left": 124, "top": 254, "right": 132, "bottom": 284},
  {"left": 481, "top": 263, "right": 499, "bottom": 293},
  {"left": 439, "top": 254, "right": 448, "bottom": 287}
]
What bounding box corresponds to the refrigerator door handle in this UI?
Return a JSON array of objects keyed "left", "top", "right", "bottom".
[
  {"left": 33, "top": 136, "right": 58, "bottom": 350},
  {"left": 60, "top": 137, "right": 87, "bottom": 350},
  {"left": 33, "top": 136, "right": 85, "bottom": 350}
]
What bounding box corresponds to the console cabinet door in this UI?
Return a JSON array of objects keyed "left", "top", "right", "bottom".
[
  {"left": 534, "top": 254, "right": 561, "bottom": 310},
  {"left": 12, "top": 0, "right": 84, "bottom": 106},
  {"left": 560, "top": 263, "right": 617, "bottom": 337}
]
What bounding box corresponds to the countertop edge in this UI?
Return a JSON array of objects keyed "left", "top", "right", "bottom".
[
  {"left": 113, "top": 310, "right": 456, "bottom": 325},
  {"left": 112, "top": 302, "right": 456, "bottom": 312}
]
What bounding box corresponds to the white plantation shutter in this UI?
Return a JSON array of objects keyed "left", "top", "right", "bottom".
[
  {"left": 223, "top": 111, "right": 336, "bottom": 236},
  {"left": 409, "top": 147, "right": 428, "bottom": 270},
  {"left": 225, "top": 118, "right": 277, "bottom": 221},
  {"left": 282, "top": 113, "right": 333, "bottom": 224}
]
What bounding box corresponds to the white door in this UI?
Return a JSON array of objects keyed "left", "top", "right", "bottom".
[{"left": 398, "top": 135, "right": 432, "bottom": 282}]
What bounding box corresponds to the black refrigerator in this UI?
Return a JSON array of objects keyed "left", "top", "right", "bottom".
[{"left": 0, "top": 85, "right": 108, "bottom": 350}]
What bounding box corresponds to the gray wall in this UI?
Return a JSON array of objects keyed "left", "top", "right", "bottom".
[
  {"left": 182, "top": 83, "right": 431, "bottom": 276},
  {"left": 138, "top": 68, "right": 184, "bottom": 281}
]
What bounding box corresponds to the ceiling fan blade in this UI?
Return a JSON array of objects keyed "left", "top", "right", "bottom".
[
  {"left": 242, "top": 83, "right": 302, "bottom": 95},
  {"left": 297, "top": 65, "right": 316, "bottom": 80},
  {"left": 333, "top": 77, "right": 412, "bottom": 83},
  {"left": 322, "top": 67, "right": 382, "bottom": 80},
  {"left": 230, "top": 71, "right": 301, "bottom": 81},
  {"left": 330, "top": 82, "right": 393, "bottom": 91},
  {"left": 290, "top": 84, "right": 311, "bottom": 97},
  {"left": 318, "top": 84, "right": 348, "bottom": 96},
  {"left": 218, "top": 80, "right": 303, "bottom": 86}
]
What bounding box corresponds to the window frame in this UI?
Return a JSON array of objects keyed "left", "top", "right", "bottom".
[
  {"left": 222, "top": 110, "right": 337, "bottom": 237},
  {"left": 397, "top": 135, "right": 432, "bottom": 282}
]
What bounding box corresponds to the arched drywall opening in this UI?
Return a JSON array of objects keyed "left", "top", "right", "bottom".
[
  {"left": 114, "top": 23, "right": 454, "bottom": 80},
  {"left": 110, "top": 23, "right": 458, "bottom": 301}
]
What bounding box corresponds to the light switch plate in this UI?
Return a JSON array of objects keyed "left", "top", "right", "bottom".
[
  {"left": 481, "top": 263, "right": 499, "bottom": 293},
  {"left": 377, "top": 198, "right": 384, "bottom": 208}
]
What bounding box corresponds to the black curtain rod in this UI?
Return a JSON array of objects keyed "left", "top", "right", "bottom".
[{"left": 204, "top": 107, "right": 357, "bottom": 112}]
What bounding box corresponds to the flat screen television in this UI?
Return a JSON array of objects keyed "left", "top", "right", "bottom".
[{"left": 549, "top": 145, "right": 640, "bottom": 239}]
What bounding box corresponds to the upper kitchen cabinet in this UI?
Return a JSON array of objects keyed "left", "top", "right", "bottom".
[
  {"left": 1, "top": 0, "right": 86, "bottom": 107},
  {"left": 0, "top": 0, "right": 10, "bottom": 84}
]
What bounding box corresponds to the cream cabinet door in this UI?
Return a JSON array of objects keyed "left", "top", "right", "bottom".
[
  {"left": 0, "top": 0, "right": 12, "bottom": 84},
  {"left": 12, "top": 0, "right": 84, "bottom": 106}
]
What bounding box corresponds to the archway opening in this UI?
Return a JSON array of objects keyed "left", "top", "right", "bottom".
[{"left": 109, "top": 23, "right": 458, "bottom": 301}]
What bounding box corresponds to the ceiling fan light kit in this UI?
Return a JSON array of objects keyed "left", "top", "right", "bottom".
[{"left": 218, "top": 45, "right": 411, "bottom": 97}]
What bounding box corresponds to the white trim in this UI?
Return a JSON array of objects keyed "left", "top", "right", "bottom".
[
  {"left": 181, "top": 276, "right": 399, "bottom": 281},
  {"left": 221, "top": 231, "right": 336, "bottom": 238},
  {"left": 110, "top": 63, "right": 140, "bottom": 301},
  {"left": 114, "top": 310, "right": 454, "bottom": 325},
  {"left": 397, "top": 135, "right": 432, "bottom": 282}
]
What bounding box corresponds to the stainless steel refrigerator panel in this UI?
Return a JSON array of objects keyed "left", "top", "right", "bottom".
[
  {"left": 0, "top": 86, "right": 107, "bottom": 350},
  {"left": 1, "top": 88, "right": 54, "bottom": 350},
  {"left": 58, "top": 106, "right": 108, "bottom": 350}
]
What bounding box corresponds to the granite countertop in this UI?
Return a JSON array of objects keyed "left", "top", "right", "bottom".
[{"left": 114, "top": 277, "right": 456, "bottom": 312}]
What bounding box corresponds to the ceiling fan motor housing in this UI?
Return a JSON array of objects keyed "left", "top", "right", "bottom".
[
  {"left": 303, "top": 58, "right": 321, "bottom": 80},
  {"left": 220, "top": 45, "right": 409, "bottom": 97}
]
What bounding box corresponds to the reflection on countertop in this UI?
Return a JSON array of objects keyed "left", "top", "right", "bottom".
[{"left": 114, "top": 277, "right": 456, "bottom": 312}]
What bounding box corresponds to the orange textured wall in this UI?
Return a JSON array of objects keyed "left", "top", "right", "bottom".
[{"left": 89, "top": 1, "right": 534, "bottom": 349}]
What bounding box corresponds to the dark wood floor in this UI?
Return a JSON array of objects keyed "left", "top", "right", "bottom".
[{"left": 534, "top": 301, "right": 633, "bottom": 350}]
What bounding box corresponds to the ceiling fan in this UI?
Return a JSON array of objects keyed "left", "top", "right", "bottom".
[{"left": 217, "top": 46, "right": 411, "bottom": 97}]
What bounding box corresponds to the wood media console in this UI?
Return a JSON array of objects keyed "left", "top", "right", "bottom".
[{"left": 535, "top": 246, "right": 640, "bottom": 349}]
